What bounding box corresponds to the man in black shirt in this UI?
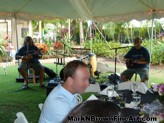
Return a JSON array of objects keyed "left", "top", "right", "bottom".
[{"left": 121, "top": 37, "right": 150, "bottom": 83}]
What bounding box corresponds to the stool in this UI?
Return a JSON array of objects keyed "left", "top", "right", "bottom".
[
  {"left": 134, "top": 72, "right": 138, "bottom": 81},
  {"left": 133, "top": 72, "right": 148, "bottom": 87},
  {"left": 16, "top": 68, "right": 39, "bottom": 83}
]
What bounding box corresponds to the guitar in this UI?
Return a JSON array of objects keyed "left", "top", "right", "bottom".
[
  {"left": 22, "top": 54, "right": 33, "bottom": 64},
  {"left": 22, "top": 50, "right": 41, "bottom": 64},
  {"left": 126, "top": 57, "right": 145, "bottom": 69},
  {"left": 126, "top": 58, "right": 134, "bottom": 69}
]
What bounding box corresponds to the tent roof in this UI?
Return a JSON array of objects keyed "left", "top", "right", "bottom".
[{"left": 0, "top": 0, "right": 164, "bottom": 21}]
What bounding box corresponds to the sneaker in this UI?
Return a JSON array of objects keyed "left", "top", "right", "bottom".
[
  {"left": 22, "top": 85, "right": 29, "bottom": 90},
  {"left": 39, "top": 84, "right": 45, "bottom": 88}
]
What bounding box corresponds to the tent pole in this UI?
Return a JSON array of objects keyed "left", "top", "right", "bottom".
[
  {"left": 92, "top": 21, "right": 124, "bottom": 66},
  {"left": 147, "top": 20, "right": 150, "bottom": 40},
  {"left": 150, "top": 17, "right": 154, "bottom": 62},
  {"left": 92, "top": 21, "right": 111, "bottom": 49},
  {"left": 29, "top": 20, "right": 33, "bottom": 37},
  {"left": 39, "top": 20, "right": 42, "bottom": 43},
  {"left": 14, "top": 14, "right": 20, "bottom": 77},
  {"left": 92, "top": 22, "right": 106, "bottom": 41},
  {"left": 15, "top": 17, "right": 19, "bottom": 51},
  {"left": 68, "top": 19, "right": 71, "bottom": 42},
  {"left": 79, "top": 19, "right": 84, "bottom": 48},
  {"left": 148, "top": 11, "right": 155, "bottom": 86},
  {"left": 130, "top": 27, "right": 133, "bottom": 43}
]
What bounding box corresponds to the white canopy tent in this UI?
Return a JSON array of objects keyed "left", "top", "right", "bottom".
[
  {"left": 0, "top": 0, "right": 164, "bottom": 21},
  {"left": 0, "top": 0, "right": 163, "bottom": 52}
]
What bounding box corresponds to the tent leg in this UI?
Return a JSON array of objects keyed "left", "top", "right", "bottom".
[
  {"left": 13, "top": 15, "right": 21, "bottom": 78},
  {"left": 148, "top": 11, "right": 155, "bottom": 86}
]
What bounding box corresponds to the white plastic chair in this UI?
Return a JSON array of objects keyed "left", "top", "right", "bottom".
[
  {"left": 76, "top": 94, "right": 83, "bottom": 104},
  {"left": 14, "top": 112, "right": 28, "bottom": 123},
  {"left": 38, "top": 103, "right": 44, "bottom": 111}
]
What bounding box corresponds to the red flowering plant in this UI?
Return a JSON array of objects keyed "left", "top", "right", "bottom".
[{"left": 53, "top": 41, "right": 63, "bottom": 50}]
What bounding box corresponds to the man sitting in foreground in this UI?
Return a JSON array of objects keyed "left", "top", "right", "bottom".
[{"left": 39, "top": 60, "right": 90, "bottom": 123}]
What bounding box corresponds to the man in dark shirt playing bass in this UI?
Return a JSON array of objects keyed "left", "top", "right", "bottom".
[{"left": 121, "top": 37, "right": 150, "bottom": 83}]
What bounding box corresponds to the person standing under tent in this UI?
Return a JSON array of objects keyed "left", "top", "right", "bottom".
[{"left": 6, "top": 40, "right": 16, "bottom": 61}]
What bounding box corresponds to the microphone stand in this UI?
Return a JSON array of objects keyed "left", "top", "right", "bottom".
[{"left": 110, "top": 46, "right": 132, "bottom": 84}]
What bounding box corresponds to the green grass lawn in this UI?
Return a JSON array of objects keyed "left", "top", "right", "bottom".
[
  {"left": 0, "top": 63, "right": 163, "bottom": 123},
  {"left": 0, "top": 63, "right": 60, "bottom": 123}
]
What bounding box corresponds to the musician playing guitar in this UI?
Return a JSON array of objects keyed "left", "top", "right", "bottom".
[
  {"left": 121, "top": 37, "right": 150, "bottom": 83},
  {"left": 15, "top": 36, "right": 44, "bottom": 89}
]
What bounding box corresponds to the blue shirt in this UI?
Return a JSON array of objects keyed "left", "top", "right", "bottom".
[
  {"left": 39, "top": 84, "right": 78, "bottom": 123},
  {"left": 124, "top": 46, "right": 150, "bottom": 69},
  {"left": 15, "top": 45, "right": 42, "bottom": 63}
]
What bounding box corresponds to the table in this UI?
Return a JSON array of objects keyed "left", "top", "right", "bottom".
[{"left": 97, "top": 90, "right": 159, "bottom": 123}]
